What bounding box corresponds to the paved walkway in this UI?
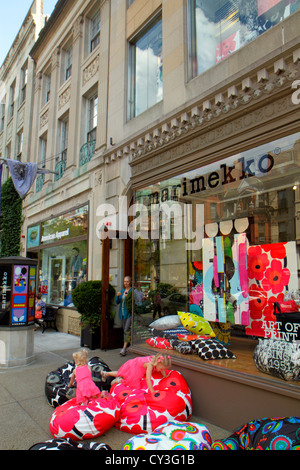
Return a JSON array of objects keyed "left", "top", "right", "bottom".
[{"left": 0, "top": 329, "right": 230, "bottom": 450}]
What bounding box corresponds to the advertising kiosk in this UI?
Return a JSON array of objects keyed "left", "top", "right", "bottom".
[{"left": 0, "top": 256, "right": 37, "bottom": 367}]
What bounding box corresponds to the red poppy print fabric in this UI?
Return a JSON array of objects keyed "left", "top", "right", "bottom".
[
  {"left": 111, "top": 370, "right": 192, "bottom": 435},
  {"left": 246, "top": 242, "right": 298, "bottom": 339},
  {"left": 49, "top": 396, "right": 120, "bottom": 441}
]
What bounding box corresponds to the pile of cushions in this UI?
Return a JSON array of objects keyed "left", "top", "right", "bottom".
[
  {"left": 46, "top": 359, "right": 193, "bottom": 441},
  {"left": 147, "top": 312, "right": 236, "bottom": 361}
]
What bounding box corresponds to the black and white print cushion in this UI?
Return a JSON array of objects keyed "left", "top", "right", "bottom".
[
  {"left": 191, "top": 338, "right": 236, "bottom": 360},
  {"left": 29, "top": 438, "right": 112, "bottom": 450},
  {"left": 169, "top": 339, "right": 193, "bottom": 354},
  {"left": 253, "top": 339, "right": 300, "bottom": 381}
]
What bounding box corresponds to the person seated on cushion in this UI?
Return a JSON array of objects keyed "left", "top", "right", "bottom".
[{"left": 102, "top": 353, "right": 172, "bottom": 394}]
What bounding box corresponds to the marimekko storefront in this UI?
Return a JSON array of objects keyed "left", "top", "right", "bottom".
[{"left": 130, "top": 132, "right": 300, "bottom": 429}]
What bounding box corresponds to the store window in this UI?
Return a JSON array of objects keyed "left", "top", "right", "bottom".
[
  {"left": 27, "top": 205, "right": 89, "bottom": 307},
  {"left": 128, "top": 14, "right": 163, "bottom": 119},
  {"left": 132, "top": 132, "right": 300, "bottom": 367},
  {"left": 187, "top": 0, "right": 300, "bottom": 80}
]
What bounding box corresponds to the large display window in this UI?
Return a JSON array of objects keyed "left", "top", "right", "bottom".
[
  {"left": 27, "top": 204, "right": 88, "bottom": 307},
  {"left": 132, "top": 132, "right": 300, "bottom": 381}
]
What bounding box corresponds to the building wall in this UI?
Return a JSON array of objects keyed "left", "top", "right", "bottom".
[{"left": 0, "top": 0, "right": 46, "bottom": 183}]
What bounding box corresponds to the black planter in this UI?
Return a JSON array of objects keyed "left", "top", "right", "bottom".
[{"left": 80, "top": 326, "right": 101, "bottom": 350}]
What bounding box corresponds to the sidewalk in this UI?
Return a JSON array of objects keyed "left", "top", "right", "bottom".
[{"left": 0, "top": 329, "right": 230, "bottom": 450}]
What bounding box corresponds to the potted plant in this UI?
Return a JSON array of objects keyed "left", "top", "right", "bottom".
[{"left": 72, "top": 280, "right": 115, "bottom": 350}]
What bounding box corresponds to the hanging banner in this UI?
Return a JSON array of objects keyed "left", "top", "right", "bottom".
[{"left": 202, "top": 234, "right": 249, "bottom": 325}]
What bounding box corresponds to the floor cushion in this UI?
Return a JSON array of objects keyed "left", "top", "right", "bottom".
[
  {"left": 29, "top": 438, "right": 111, "bottom": 450},
  {"left": 49, "top": 395, "right": 120, "bottom": 441},
  {"left": 169, "top": 338, "right": 193, "bottom": 354},
  {"left": 123, "top": 420, "right": 212, "bottom": 450},
  {"left": 212, "top": 417, "right": 300, "bottom": 450},
  {"left": 149, "top": 315, "right": 182, "bottom": 330},
  {"left": 253, "top": 339, "right": 300, "bottom": 381},
  {"left": 111, "top": 370, "right": 192, "bottom": 435},
  {"left": 190, "top": 338, "right": 236, "bottom": 360},
  {"left": 145, "top": 337, "right": 173, "bottom": 349},
  {"left": 45, "top": 357, "right": 113, "bottom": 408},
  {"left": 177, "top": 311, "right": 215, "bottom": 336}
]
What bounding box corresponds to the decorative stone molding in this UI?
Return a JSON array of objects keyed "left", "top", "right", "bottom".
[
  {"left": 94, "top": 169, "right": 103, "bottom": 186},
  {"left": 58, "top": 85, "right": 71, "bottom": 110},
  {"left": 34, "top": 71, "right": 43, "bottom": 93},
  {"left": 103, "top": 49, "right": 300, "bottom": 168},
  {"left": 51, "top": 47, "right": 61, "bottom": 71},
  {"left": 83, "top": 55, "right": 99, "bottom": 86},
  {"left": 72, "top": 14, "right": 84, "bottom": 41},
  {"left": 40, "top": 108, "right": 49, "bottom": 129}
]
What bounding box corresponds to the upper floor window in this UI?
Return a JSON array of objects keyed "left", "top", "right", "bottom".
[
  {"left": 42, "top": 71, "right": 51, "bottom": 105},
  {"left": 20, "top": 63, "right": 28, "bottom": 105},
  {"left": 87, "top": 94, "right": 98, "bottom": 142},
  {"left": 128, "top": 14, "right": 163, "bottom": 119},
  {"left": 0, "top": 99, "right": 5, "bottom": 133},
  {"left": 6, "top": 142, "right": 11, "bottom": 160},
  {"left": 187, "top": 0, "right": 300, "bottom": 80},
  {"left": 9, "top": 81, "right": 15, "bottom": 120},
  {"left": 39, "top": 135, "right": 47, "bottom": 168},
  {"left": 128, "top": 0, "right": 135, "bottom": 6},
  {"left": 90, "top": 11, "right": 100, "bottom": 52},
  {"left": 64, "top": 46, "right": 73, "bottom": 81},
  {"left": 16, "top": 130, "right": 23, "bottom": 160},
  {"left": 58, "top": 117, "right": 69, "bottom": 162}
]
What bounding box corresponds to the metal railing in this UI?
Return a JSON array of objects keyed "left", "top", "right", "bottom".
[
  {"left": 54, "top": 152, "right": 67, "bottom": 181},
  {"left": 79, "top": 140, "right": 96, "bottom": 166},
  {"left": 36, "top": 173, "right": 45, "bottom": 193}
]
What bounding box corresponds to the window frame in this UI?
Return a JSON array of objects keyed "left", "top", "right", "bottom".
[
  {"left": 20, "top": 62, "right": 28, "bottom": 105},
  {"left": 128, "top": 12, "right": 163, "bottom": 120},
  {"left": 90, "top": 10, "right": 101, "bottom": 53},
  {"left": 87, "top": 94, "right": 98, "bottom": 142}
]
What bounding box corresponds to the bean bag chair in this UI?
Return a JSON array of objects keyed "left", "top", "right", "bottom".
[
  {"left": 49, "top": 395, "right": 120, "bottom": 441},
  {"left": 45, "top": 357, "right": 113, "bottom": 408},
  {"left": 212, "top": 417, "right": 300, "bottom": 450},
  {"left": 111, "top": 370, "right": 192, "bottom": 435},
  {"left": 253, "top": 339, "right": 300, "bottom": 381},
  {"left": 29, "top": 438, "right": 111, "bottom": 450},
  {"left": 123, "top": 420, "right": 212, "bottom": 450}
]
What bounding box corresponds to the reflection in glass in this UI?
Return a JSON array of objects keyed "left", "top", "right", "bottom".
[
  {"left": 188, "top": 0, "right": 300, "bottom": 79},
  {"left": 38, "top": 240, "right": 88, "bottom": 306},
  {"left": 129, "top": 17, "right": 163, "bottom": 118}
]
